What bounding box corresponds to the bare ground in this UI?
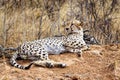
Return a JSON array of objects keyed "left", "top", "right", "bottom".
[{"left": 0, "top": 44, "right": 120, "bottom": 80}]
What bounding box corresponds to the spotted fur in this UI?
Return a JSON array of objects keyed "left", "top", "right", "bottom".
[{"left": 10, "top": 20, "right": 89, "bottom": 69}]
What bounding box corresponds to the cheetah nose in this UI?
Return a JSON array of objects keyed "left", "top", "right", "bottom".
[{"left": 66, "top": 28, "right": 69, "bottom": 30}]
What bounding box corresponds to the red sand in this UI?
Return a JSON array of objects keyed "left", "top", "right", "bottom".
[{"left": 0, "top": 44, "right": 120, "bottom": 80}]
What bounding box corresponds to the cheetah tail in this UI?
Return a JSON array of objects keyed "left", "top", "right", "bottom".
[
  {"left": 10, "top": 52, "right": 33, "bottom": 70},
  {"left": 24, "top": 63, "right": 33, "bottom": 70}
]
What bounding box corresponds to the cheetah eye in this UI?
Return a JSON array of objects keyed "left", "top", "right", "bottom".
[{"left": 66, "top": 28, "right": 69, "bottom": 30}]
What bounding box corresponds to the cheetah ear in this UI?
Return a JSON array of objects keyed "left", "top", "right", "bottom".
[
  {"left": 80, "top": 21, "right": 83, "bottom": 26},
  {"left": 72, "top": 20, "right": 83, "bottom": 26},
  {"left": 77, "top": 21, "right": 84, "bottom": 26},
  {"left": 61, "top": 21, "right": 71, "bottom": 27},
  {"left": 72, "top": 20, "right": 83, "bottom": 30},
  {"left": 77, "top": 21, "right": 84, "bottom": 30}
]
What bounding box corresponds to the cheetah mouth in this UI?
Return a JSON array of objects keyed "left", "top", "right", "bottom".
[{"left": 68, "top": 32, "right": 79, "bottom": 35}]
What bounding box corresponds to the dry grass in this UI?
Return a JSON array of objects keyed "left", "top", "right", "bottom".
[
  {"left": 0, "top": 0, "right": 120, "bottom": 46},
  {"left": 0, "top": 8, "right": 64, "bottom": 47}
]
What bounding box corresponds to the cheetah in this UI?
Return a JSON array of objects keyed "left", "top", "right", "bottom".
[{"left": 10, "top": 20, "right": 89, "bottom": 69}]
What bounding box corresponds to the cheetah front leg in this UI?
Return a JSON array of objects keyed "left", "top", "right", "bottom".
[
  {"left": 65, "top": 47, "right": 84, "bottom": 59},
  {"left": 72, "top": 49, "right": 84, "bottom": 60}
]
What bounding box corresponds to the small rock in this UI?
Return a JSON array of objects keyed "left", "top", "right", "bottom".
[
  {"left": 107, "top": 62, "right": 115, "bottom": 72},
  {"left": 64, "top": 74, "right": 80, "bottom": 80},
  {"left": 35, "top": 78, "right": 41, "bottom": 80},
  {"left": 91, "top": 50, "right": 103, "bottom": 57}
]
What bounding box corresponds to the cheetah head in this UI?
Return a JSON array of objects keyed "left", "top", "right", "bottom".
[
  {"left": 65, "top": 20, "right": 84, "bottom": 37},
  {"left": 64, "top": 20, "right": 89, "bottom": 51}
]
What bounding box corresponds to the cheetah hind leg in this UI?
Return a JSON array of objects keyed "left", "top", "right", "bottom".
[{"left": 32, "top": 60, "right": 66, "bottom": 68}]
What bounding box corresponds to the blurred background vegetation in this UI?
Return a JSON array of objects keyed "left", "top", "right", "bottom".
[{"left": 0, "top": 0, "right": 120, "bottom": 47}]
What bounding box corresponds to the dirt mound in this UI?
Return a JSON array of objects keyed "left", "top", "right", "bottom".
[{"left": 0, "top": 44, "right": 120, "bottom": 80}]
